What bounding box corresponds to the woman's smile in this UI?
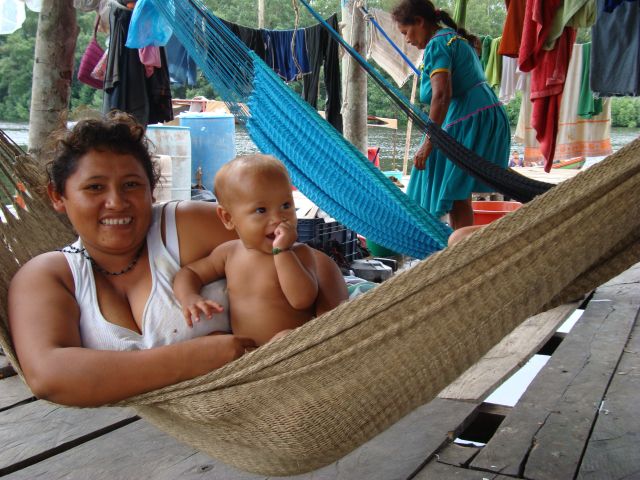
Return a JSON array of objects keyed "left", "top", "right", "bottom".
[{"left": 100, "top": 217, "right": 133, "bottom": 226}]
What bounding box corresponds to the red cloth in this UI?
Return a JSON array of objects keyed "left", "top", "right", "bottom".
[
  {"left": 498, "top": 0, "right": 527, "bottom": 58},
  {"left": 518, "top": 0, "right": 576, "bottom": 171},
  {"left": 518, "top": 0, "right": 562, "bottom": 71}
]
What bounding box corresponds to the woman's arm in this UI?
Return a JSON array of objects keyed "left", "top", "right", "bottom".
[
  {"left": 414, "top": 71, "right": 453, "bottom": 170},
  {"left": 9, "top": 253, "right": 253, "bottom": 407}
]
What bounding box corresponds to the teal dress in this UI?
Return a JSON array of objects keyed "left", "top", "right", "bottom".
[{"left": 407, "top": 28, "right": 510, "bottom": 218}]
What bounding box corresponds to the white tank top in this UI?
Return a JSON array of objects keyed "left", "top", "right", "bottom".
[{"left": 62, "top": 202, "right": 230, "bottom": 351}]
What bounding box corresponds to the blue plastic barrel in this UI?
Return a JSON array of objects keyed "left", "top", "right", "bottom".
[{"left": 179, "top": 112, "right": 236, "bottom": 192}]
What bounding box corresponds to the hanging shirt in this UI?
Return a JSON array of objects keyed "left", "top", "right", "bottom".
[
  {"left": 591, "top": 0, "right": 640, "bottom": 96},
  {"left": 484, "top": 37, "right": 503, "bottom": 88},
  {"left": 263, "top": 29, "right": 311, "bottom": 82},
  {"left": 165, "top": 34, "right": 198, "bottom": 86},
  {"left": 303, "top": 14, "right": 343, "bottom": 132},
  {"left": 577, "top": 43, "right": 603, "bottom": 118},
  {"left": 498, "top": 0, "right": 526, "bottom": 58},
  {"left": 603, "top": 0, "right": 638, "bottom": 12},
  {"left": 544, "top": 0, "right": 596, "bottom": 50}
]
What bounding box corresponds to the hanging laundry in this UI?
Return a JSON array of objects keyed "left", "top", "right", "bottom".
[
  {"left": 515, "top": 43, "right": 612, "bottom": 164},
  {"left": 577, "top": 42, "right": 602, "bottom": 118},
  {"left": 480, "top": 35, "right": 492, "bottom": 69},
  {"left": 543, "top": 0, "right": 596, "bottom": 50},
  {"left": 603, "top": 0, "right": 637, "bottom": 12},
  {"left": 365, "top": 8, "right": 422, "bottom": 87},
  {"left": 104, "top": 1, "right": 173, "bottom": 126},
  {"left": 221, "top": 17, "right": 341, "bottom": 130},
  {"left": 303, "top": 14, "right": 342, "bottom": 132},
  {"left": 263, "top": 29, "right": 311, "bottom": 82},
  {"left": 165, "top": 34, "right": 197, "bottom": 86},
  {"left": 139, "top": 46, "right": 161, "bottom": 77},
  {"left": 591, "top": 0, "right": 640, "bottom": 96},
  {"left": 518, "top": 0, "right": 574, "bottom": 171},
  {"left": 498, "top": 0, "right": 526, "bottom": 58},
  {"left": 220, "top": 20, "right": 267, "bottom": 61},
  {"left": 484, "top": 37, "right": 503, "bottom": 88},
  {"left": 499, "top": 56, "right": 519, "bottom": 104}
]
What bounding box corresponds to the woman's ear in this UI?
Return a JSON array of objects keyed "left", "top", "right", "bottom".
[
  {"left": 216, "top": 205, "right": 235, "bottom": 231},
  {"left": 47, "top": 183, "right": 66, "bottom": 213}
]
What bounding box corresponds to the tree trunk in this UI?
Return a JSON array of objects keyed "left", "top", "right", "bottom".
[
  {"left": 258, "top": 0, "right": 265, "bottom": 28},
  {"left": 341, "top": 0, "right": 367, "bottom": 155},
  {"left": 28, "top": 0, "right": 78, "bottom": 164}
]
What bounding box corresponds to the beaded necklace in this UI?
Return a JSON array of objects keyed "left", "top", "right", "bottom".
[{"left": 59, "top": 244, "right": 144, "bottom": 276}]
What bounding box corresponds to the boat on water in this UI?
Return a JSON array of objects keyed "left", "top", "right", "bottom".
[{"left": 551, "top": 156, "right": 585, "bottom": 169}]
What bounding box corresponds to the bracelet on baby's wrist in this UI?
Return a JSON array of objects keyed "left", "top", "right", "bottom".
[{"left": 272, "top": 247, "right": 292, "bottom": 255}]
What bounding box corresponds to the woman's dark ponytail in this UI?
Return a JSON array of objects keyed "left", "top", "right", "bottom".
[{"left": 437, "top": 8, "right": 479, "bottom": 49}]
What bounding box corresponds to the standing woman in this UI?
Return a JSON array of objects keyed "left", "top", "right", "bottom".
[{"left": 392, "top": 0, "right": 510, "bottom": 230}]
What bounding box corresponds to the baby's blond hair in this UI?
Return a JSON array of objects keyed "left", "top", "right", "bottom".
[{"left": 214, "top": 154, "right": 291, "bottom": 207}]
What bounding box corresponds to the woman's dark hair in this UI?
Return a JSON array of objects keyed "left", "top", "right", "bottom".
[
  {"left": 47, "top": 111, "right": 161, "bottom": 195},
  {"left": 391, "top": 0, "right": 479, "bottom": 48}
]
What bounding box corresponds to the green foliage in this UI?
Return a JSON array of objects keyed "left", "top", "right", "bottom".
[
  {"left": 0, "top": 0, "right": 639, "bottom": 133},
  {"left": 0, "top": 10, "right": 37, "bottom": 121},
  {"left": 611, "top": 97, "right": 640, "bottom": 128},
  {"left": 503, "top": 90, "right": 522, "bottom": 126}
]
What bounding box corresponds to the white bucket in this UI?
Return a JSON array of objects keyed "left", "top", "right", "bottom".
[
  {"left": 154, "top": 155, "right": 172, "bottom": 204},
  {"left": 146, "top": 125, "right": 192, "bottom": 200}
]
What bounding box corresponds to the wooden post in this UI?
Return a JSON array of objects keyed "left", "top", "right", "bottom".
[
  {"left": 402, "top": 74, "right": 418, "bottom": 176},
  {"left": 341, "top": 0, "right": 368, "bottom": 155},
  {"left": 258, "top": 0, "right": 265, "bottom": 28},
  {"left": 28, "top": 0, "right": 78, "bottom": 163}
]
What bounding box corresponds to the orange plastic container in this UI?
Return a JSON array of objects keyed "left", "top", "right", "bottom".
[{"left": 472, "top": 200, "right": 522, "bottom": 225}]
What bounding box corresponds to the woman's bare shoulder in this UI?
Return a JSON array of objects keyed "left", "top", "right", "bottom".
[{"left": 10, "top": 251, "right": 73, "bottom": 291}]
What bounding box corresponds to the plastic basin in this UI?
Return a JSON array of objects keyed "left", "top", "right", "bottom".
[
  {"left": 366, "top": 239, "right": 397, "bottom": 257},
  {"left": 472, "top": 200, "right": 522, "bottom": 225}
]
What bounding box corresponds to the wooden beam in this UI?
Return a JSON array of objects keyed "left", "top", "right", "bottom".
[{"left": 439, "top": 302, "right": 579, "bottom": 402}]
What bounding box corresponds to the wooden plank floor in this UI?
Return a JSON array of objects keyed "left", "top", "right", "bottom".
[{"left": 1, "top": 264, "right": 638, "bottom": 479}]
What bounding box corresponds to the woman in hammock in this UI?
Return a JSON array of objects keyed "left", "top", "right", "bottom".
[
  {"left": 392, "top": 0, "right": 510, "bottom": 230},
  {"left": 7, "top": 111, "right": 347, "bottom": 407}
]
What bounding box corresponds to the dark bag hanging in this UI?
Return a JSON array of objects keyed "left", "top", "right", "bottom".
[{"left": 77, "top": 15, "right": 105, "bottom": 89}]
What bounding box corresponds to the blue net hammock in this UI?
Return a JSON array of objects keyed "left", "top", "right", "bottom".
[{"left": 138, "top": 0, "right": 451, "bottom": 258}]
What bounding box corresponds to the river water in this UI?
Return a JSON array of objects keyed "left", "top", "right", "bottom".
[{"left": 2, "top": 121, "right": 638, "bottom": 173}]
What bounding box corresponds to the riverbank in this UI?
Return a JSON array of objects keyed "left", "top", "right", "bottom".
[{"left": 3, "top": 121, "right": 638, "bottom": 173}]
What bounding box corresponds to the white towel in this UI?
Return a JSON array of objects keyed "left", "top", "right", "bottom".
[{"left": 366, "top": 8, "right": 423, "bottom": 87}]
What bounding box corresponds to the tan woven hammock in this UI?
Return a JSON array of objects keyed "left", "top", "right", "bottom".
[{"left": 1, "top": 132, "right": 640, "bottom": 476}]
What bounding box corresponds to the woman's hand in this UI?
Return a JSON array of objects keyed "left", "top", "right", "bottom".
[
  {"left": 199, "top": 333, "right": 257, "bottom": 364},
  {"left": 413, "top": 138, "right": 433, "bottom": 170}
]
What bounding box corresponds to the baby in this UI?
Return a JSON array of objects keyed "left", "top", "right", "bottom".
[{"left": 173, "top": 154, "right": 348, "bottom": 346}]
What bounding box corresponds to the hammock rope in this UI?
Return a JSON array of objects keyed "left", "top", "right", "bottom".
[{"left": 1, "top": 125, "right": 639, "bottom": 475}]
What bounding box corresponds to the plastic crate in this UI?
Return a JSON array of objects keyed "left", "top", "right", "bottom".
[
  {"left": 297, "top": 218, "right": 325, "bottom": 243},
  {"left": 297, "top": 219, "right": 360, "bottom": 268}
]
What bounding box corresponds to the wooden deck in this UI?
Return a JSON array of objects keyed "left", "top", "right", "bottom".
[{"left": 1, "top": 263, "right": 639, "bottom": 479}]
